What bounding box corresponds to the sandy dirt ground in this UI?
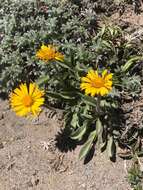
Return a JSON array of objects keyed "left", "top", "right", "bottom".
[{"left": 0, "top": 99, "right": 132, "bottom": 190}]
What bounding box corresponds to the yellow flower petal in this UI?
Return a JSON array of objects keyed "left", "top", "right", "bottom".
[
  {"left": 102, "top": 69, "right": 108, "bottom": 78},
  {"left": 10, "top": 83, "right": 44, "bottom": 117},
  {"left": 19, "top": 83, "right": 28, "bottom": 95},
  {"left": 80, "top": 69, "right": 113, "bottom": 97},
  {"left": 81, "top": 77, "right": 91, "bottom": 83},
  {"left": 29, "top": 83, "right": 36, "bottom": 96},
  {"left": 105, "top": 73, "right": 113, "bottom": 80},
  {"left": 36, "top": 44, "right": 64, "bottom": 62}
]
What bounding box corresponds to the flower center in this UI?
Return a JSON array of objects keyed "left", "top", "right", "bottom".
[
  {"left": 91, "top": 77, "right": 105, "bottom": 88},
  {"left": 23, "top": 95, "right": 33, "bottom": 107}
]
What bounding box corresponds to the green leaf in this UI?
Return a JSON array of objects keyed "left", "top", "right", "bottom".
[
  {"left": 36, "top": 75, "right": 49, "bottom": 85},
  {"left": 75, "top": 62, "right": 89, "bottom": 72},
  {"left": 79, "top": 130, "right": 97, "bottom": 160},
  {"left": 96, "top": 118, "right": 103, "bottom": 136},
  {"left": 107, "top": 136, "right": 116, "bottom": 158},
  {"left": 71, "top": 112, "right": 78, "bottom": 128},
  {"left": 79, "top": 93, "right": 97, "bottom": 107},
  {"left": 96, "top": 118, "right": 104, "bottom": 148},
  {"left": 100, "top": 100, "right": 111, "bottom": 108},
  {"left": 111, "top": 102, "right": 118, "bottom": 109},
  {"left": 122, "top": 56, "right": 143, "bottom": 72},
  {"left": 108, "top": 27, "right": 114, "bottom": 36},
  {"left": 81, "top": 113, "right": 93, "bottom": 119},
  {"left": 46, "top": 91, "right": 76, "bottom": 100},
  {"left": 102, "top": 40, "right": 112, "bottom": 49},
  {"left": 57, "top": 60, "right": 73, "bottom": 71},
  {"left": 70, "top": 121, "right": 87, "bottom": 140},
  {"left": 100, "top": 24, "right": 106, "bottom": 37},
  {"left": 101, "top": 141, "right": 107, "bottom": 152},
  {"left": 100, "top": 100, "right": 118, "bottom": 109}
]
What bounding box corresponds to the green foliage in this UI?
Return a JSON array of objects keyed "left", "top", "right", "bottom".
[
  {"left": 0, "top": 0, "right": 47, "bottom": 93},
  {"left": 0, "top": 0, "right": 141, "bottom": 95},
  {"left": 38, "top": 25, "right": 142, "bottom": 160},
  {"left": 122, "top": 75, "right": 141, "bottom": 97},
  {"left": 128, "top": 157, "right": 143, "bottom": 190},
  {"left": 79, "top": 129, "right": 97, "bottom": 160},
  {"left": 0, "top": 0, "right": 97, "bottom": 94}
]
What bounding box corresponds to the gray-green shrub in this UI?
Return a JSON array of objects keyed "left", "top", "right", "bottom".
[{"left": 0, "top": 0, "right": 98, "bottom": 94}]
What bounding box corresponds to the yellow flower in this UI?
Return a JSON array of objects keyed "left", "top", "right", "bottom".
[
  {"left": 80, "top": 69, "right": 113, "bottom": 96},
  {"left": 36, "top": 44, "right": 64, "bottom": 62},
  {"left": 10, "top": 83, "right": 45, "bottom": 117}
]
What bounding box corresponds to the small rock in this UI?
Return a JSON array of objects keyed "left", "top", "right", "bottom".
[
  {"left": 7, "top": 162, "right": 15, "bottom": 171},
  {"left": 0, "top": 113, "right": 4, "bottom": 120},
  {"left": 81, "top": 183, "right": 86, "bottom": 188},
  {"left": 35, "top": 179, "right": 39, "bottom": 186},
  {"left": 31, "top": 176, "right": 40, "bottom": 186},
  {"left": 0, "top": 142, "right": 4, "bottom": 149},
  {"left": 27, "top": 181, "right": 33, "bottom": 187}
]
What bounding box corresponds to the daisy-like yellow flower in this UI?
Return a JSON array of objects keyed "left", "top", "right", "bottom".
[
  {"left": 36, "top": 44, "right": 64, "bottom": 62},
  {"left": 10, "top": 83, "right": 44, "bottom": 117},
  {"left": 80, "top": 69, "right": 113, "bottom": 96}
]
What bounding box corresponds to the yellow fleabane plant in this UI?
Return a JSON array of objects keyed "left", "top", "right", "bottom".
[
  {"left": 10, "top": 83, "right": 44, "bottom": 117},
  {"left": 80, "top": 69, "right": 113, "bottom": 96},
  {"left": 36, "top": 44, "right": 64, "bottom": 62}
]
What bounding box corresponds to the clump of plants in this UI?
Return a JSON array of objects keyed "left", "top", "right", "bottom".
[
  {"left": 128, "top": 156, "right": 143, "bottom": 190},
  {"left": 0, "top": 0, "right": 98, "bottom": 94},
  {"left": 9, "top": 24, "right": 143, "bottom": 161},
  {"left": 1, "top": 0, "right": 142, "bottom": 95}
]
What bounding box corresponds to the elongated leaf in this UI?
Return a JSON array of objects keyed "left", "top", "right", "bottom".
[
  {"left": 47, "top": 91, "right": 76, "bottom": 100},
  {"left": 70, "top": 121, "right": 87, "bottom": 140},
  {"left": 61, "top": 91, "right": 78, "bottom": 99},
  {"left": 102, "top": 40, "right": 112, "bottom": 49},
  {"left": 57, "top": 61, "right": 73, "bottom": 71},
  {"left": 79, "top": 130, "right": 97, "bottom": 160},
  {"left": 122, "top": 56, "right": 143, "bottom": 72},
  {"left": 81, "top": 113, "right": 92, "bottom": 119},
  {"left": 107, "top": 136, "right": 116, "bottom": 158},
  {"left": 75, "top": 62, "right": 88, "bottom": 72},
  {"left": 36, "top": 75, "right": 49, "bottom": 85},
  {"left": 108, "top": 27, "right": 114, "bottom": 36},
  {"left": 96, "top": 118, "right": 103, "bottom": 136},
  {"left": 79, "top": 93, "right": 97, "bottom": 107},
  {"left": 101, "top": 141, "right": 107, "bottom": 152},
  {"left": 100, "top": 24, "right": 106, "bottom": 37},
  {"left": 71, "top": 113, "right": 78, "bottom": 128},
  {"left": 96, "top": 118, "right": 104, "bottom": 148}
]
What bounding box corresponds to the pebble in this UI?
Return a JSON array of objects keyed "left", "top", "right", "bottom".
[
  {"left": 0, "top": 113, "right": 4, "bottom": 120},
  {"left": 0, "top": 142, "right": 4, "bottom": 149}
]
